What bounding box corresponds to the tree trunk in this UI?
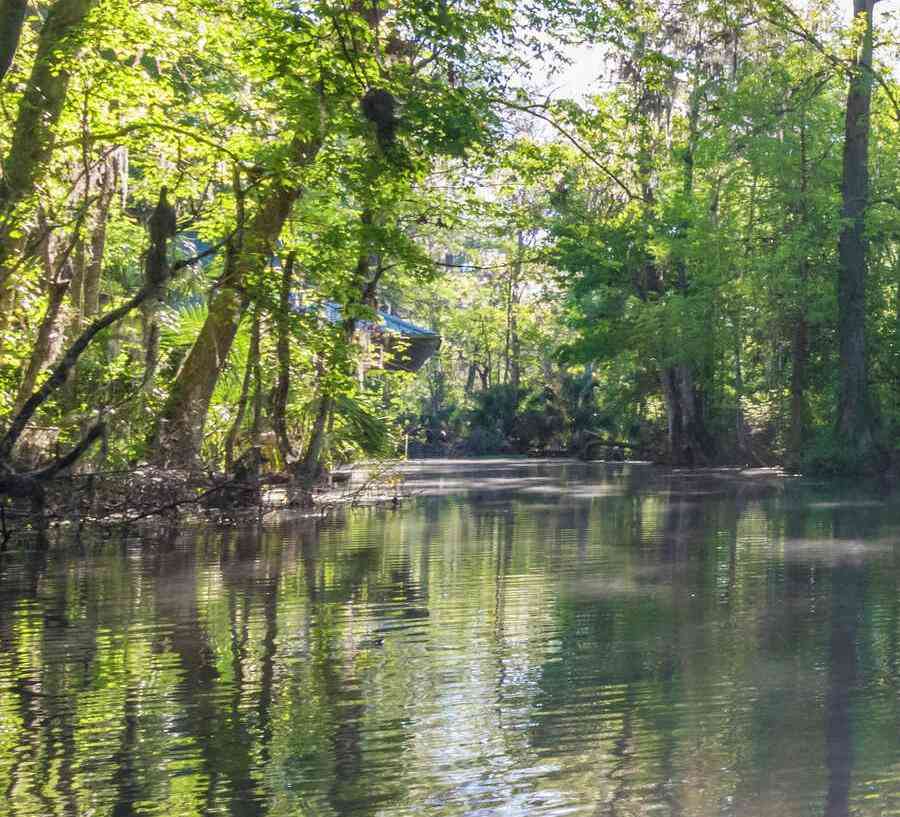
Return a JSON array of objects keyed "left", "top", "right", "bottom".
[
  {"left": 734, "top": 331, "right": 753, "bottom": 462},
  {"left": 788, "top": 306, "right": 809, "bottom": 469},
  {"left": 154, "top": 178, "right": 304, "bottom": 466},
  {"left": 138, "top": 295, "right": 160, "bottom": 395},
  {"left": 660, "top": 365, "right": 708, "bottom": 466},
  {"left": 507, "top": 230, "right": 523, "bottom": 394},
  {"left": 12, "top": 210, "right": 75, "bottom": 415},
  {"left": 836, "top": 0, "right": 878, "bottom": 462},
  {"left": 295, "top": 252, "right": 369, "bottom": 484},
  {"left": 71, "top": 149, "right": 120, "bottom": 321},
  {"left": 272, "top": 254, "right": 295, "bottom": 467},
  {"left": 13, "top": 281, "right": 70, "bottom": 415},
  {"left": 224, "top": 309, "right": 260, "bottom": 471},
  {"left": 0, "top": 0, "right": 28, "bottom": 81},
  {"left": 465, "top": 362, "right": 477, "bottom": 395},
  {"left": 656, "top": 81, "right": 710, "bottom": 467},
  {"left": 297, "top": 391, "right": 332, "bottom": 486},
  {"left": 660, "top": 368, "right": 684, "bottom": 463},
  {"left": 0, "top": 0, "right": 98, "bottom": 321},
  {"left": 787, "top": 118, "right": 810, "bottom": 472}
]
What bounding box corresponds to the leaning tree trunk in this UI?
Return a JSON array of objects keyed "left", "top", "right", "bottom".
[
  {"left": 12, "top": 209, "right": 76, "bottom": 415},
  {"left": 297, "top": 390, "right": 332, "bottom": 486},
  {"left": 0, "top": 0, "right": 98, "bottom": 323},
  {"left": 836, "top": 0, "right": 878, "bottom": 462},
  {"left": 154, "top": 179, "right": 304, "bottom": 466},
  {"left": 13, "top": 277, "right": 70, "bottom": 415}
]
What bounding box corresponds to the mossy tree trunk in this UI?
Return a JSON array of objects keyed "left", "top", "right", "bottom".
[{"left": 0, "top": 0, "right": 98, "bottom": 324}]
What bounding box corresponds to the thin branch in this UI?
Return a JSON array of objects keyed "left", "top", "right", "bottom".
[
  {"left": 496, "top": 98, "right": 638, "bottom": 200},
  {"left": 55, "top": 120, "right": 251, "bottom": 165}
]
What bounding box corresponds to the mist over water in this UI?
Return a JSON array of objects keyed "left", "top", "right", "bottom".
[{"left": 1, "top": 460, "right": 899, "bottom": 816}]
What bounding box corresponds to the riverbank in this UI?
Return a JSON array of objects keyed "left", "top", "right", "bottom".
[{"left": 0, "top": 461, "right": 410, "bottom": 547}]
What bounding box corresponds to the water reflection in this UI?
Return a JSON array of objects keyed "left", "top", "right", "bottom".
[{"left": 0, "top": 461, "right": 899, "bottom": 816}]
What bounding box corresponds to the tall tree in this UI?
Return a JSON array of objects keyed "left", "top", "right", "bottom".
[{"left": 836, "top": 0, "right": 878, "bottom": 463}]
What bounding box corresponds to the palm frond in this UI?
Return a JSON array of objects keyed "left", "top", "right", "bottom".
[{"left": 332, "top": 393, "right": 393, "bottom": 456}]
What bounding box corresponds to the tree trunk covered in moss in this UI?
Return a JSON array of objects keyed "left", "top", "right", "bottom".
[{"left": 0, "top": 0, "right": 98, "bottom": 321}]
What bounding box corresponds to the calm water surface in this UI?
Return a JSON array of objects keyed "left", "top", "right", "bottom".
[{"left": 1, "top": 459, "right": 899, "bottom": 817}]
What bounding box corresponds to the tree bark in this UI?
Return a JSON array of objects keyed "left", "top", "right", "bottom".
[
  {"left": 153, "top": 170, "right": 308, "bottom": 466},
  {"left": 660, "top": 364, "right": 708, "bottom": 466},
  {"left": 224, "top": 309, "right": 260, "bottom": 470},
  {"left": 0, "top": 0, "right": 28, "bottom": 81},
  {"left": 297, "top": 390, "right": 332, "bottom": 485},
  {"left": 836, "top": 0, "right": 878, "bottom": 462},
  {"left": 0, "top": 0, "right": 98, "bottom": 320},
  {"left": 272, "top": 254, "right": 295, "bottom": 467},
  {"left": 13, "top": 281, "right": 70, "bottom": 416},
  {"left": 12, "top": 210, "right": 76, "bottom": 415},
  {"left": 71, "top": 148, "right": 120, "bottom": 321},
  {"left": 788, "top": 117, "right": 810, "bottom": 472}
]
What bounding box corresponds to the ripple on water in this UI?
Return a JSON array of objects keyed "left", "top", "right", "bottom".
[{"left": 1, "top": 460, "right": 899, "bottom": 816}]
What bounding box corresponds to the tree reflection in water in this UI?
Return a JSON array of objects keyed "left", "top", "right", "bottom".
[{"left": 0, "top": 461, "right": 898, "bottom": 817}]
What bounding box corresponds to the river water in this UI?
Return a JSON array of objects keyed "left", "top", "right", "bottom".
[{"left": 1, "top": 459, "right": 899, "bottom": 817}]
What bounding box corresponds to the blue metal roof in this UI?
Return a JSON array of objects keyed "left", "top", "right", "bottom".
[{"left": 295, "top": 298, "right": 438, "bottom": 338}]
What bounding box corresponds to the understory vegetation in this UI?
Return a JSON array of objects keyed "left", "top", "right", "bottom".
[{"left": 0, "top": 0, "right": 898, "bottom": 517}]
